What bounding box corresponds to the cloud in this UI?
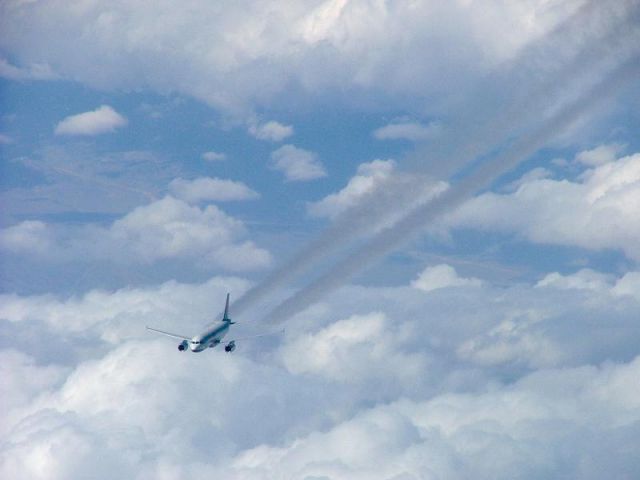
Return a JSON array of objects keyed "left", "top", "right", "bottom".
[
  {"left": 0, "top": 133, "right": 13, "bottom": 144},
  {"left": 575, "top": 143, "right": 625, "bottom": 166},
  {"left": 536, "top": 268, "right": 614, "bottom": 291},
  {"left": 0, "top": 57, "right": 57, "bottom": 80},
  {"left": 168, "top": 177, "right": 259, "bottom": 203},
  {"left": 226, "top": 356, "right": 640, "bottom": 479},
  {"left": 412, "top": 264, "right": 483, "bottom": 292},
  {"left": 372, "top": 121, "right": 441, "bottom": 141},
  {"left": 0, "top": 0, "right": 586, "bottom": 116},
  {"left": 54, "top": 105, "right": 127, "bottom": 136},
  {"left": 270, "top": 144, "right": 326, "bottom": 182},
  {"left": 0, "top": 221, "right": 52, "bottom": 254},
  {"left": 448, "top": 148, "right": 640, "bottom": 261},
  {"left": 0, "top": 147, "right": 179, "bottom": 217},
  {"left": 0, "top": 196, "right": 272, "bottom": 271},
  {"left": 248, "top": 120, "right": 294, "bottom": 142},
  {"left": 2, "top": 266, "right": 640, "bottom": 478},
  {"left": 281, "top": 312, "right": 426, "bottom": 386},
  {"left": 308, "top": 159, "right": 396, "bottom": 218},
  {"left": 201, "top": 151, "right": 226, "bottom": 162}
]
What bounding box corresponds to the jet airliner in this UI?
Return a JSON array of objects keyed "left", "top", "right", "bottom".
[{"left": 146, "top": 293, "right": 269, "bottom": 353}]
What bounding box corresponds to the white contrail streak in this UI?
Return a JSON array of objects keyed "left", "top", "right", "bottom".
[
  {"left": 261, "top": 53, "right": 640, "bottom": 324},
  {"left": 231, "top": 0, "right": 639, "bottom": 319}
]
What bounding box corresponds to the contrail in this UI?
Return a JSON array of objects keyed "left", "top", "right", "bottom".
[
  {"left": 261, "top": 52, "right": 640, "bottom": 325},
  {"left": 231, "top": 0, "right": 639, "bottom": 319}
]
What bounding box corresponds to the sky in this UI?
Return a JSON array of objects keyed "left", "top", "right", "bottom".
[{"left": 1, "top": 1, "right": 640, "bottom": 478}]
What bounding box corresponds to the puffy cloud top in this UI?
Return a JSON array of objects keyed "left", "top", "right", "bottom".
[
  {"left": 270, "top": 144, "right": 327, "bottom": 182},
  {"left": 54, "top": 105, "right": 127, "bottom": 136},
  {"left": 449, "top": 148, "right": 640, "bottom": 261},
  {"left": 0, "top": 0, "right": 581, "bottom": 115},
  {"left": 412, "top": 264, "right": 483, "bottom": 292}
]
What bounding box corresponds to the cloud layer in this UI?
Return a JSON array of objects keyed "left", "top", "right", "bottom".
[
  {"left": 0, "top": 0, "right": 582, "bottom": 116},
  {"left": 2, "top": 267, "right": 640, "bottom": 478}
]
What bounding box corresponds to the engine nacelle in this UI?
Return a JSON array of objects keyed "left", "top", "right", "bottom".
[
  {"left": 178, "top": 340, "right": 188, "bottom": 351},
  {"left": 224, "top": 341, "right": 236, "bottom": 353}
]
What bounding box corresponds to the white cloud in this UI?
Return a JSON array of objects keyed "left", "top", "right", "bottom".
[
  {"left": 248, "top": 120, "right": 294, "bottom": 142},
  {"left": 108, "top": 196, "right": 271, "bottom": 269},
  {"left": 307, "top": 159, "right": 448, "bottom": 238},
  {"left": 308, "top": 159, "right": 395, "bottom": 218},
  {"left": 0, "top": 57, "right": 57, "bottom": 80},
  {"left": 0, "top": 0, "right": 581, "bottom": 116},
  {"left": 270, "top": 144, "right": 326, "bottom": 182},
  {"left": 3, "top": 266, "right": 640, "bottom": 478},
  {"left": 54, "top": 105, "right": 127, "bottom": 136},
  {"left": 281, "top": 312, "right": 426, "bottom": 385},
  {"left": 575, "top": 143, "right": 625, "bottom": 166},
  {"left": 0, "top": 221, "right": 52, "bottom": 254},
  {"left": 372, "top": 121, "right": 441, "bottom": 141},
  {"left": 448, "top": 148, "right": 640, "bottom": 261},
  {"left": 412, "top": 264, "right": 483, "bottom": 292},
  {"left": 168, "top": 177, "right": 259, "bottom": 203},
  {"left": 226, "top": 356, "right": 640, "bottom": 479},
  {"left": 201, "top": 151, "right": 226, "bottom": 162},
  {"left": 536, "top": 268, "right": 614, "bottom": 291},
  {"left": 0, "top": 196, "right": 272, "bottom": 271}
]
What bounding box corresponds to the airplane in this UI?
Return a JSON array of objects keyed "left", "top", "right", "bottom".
[{"left": 146, "top": 293, "right": 275, "bottom": 353}]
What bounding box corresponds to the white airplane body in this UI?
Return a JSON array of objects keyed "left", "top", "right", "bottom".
[{"left": 147, "top": 293, "right": 247, "bottom": 353}]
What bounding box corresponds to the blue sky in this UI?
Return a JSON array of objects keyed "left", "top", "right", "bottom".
[{"left": 1, "top": 1, "right": 640, "bottom": 479}]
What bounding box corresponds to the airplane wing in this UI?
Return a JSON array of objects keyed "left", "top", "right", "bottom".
[{"left": 146, "top": 326, "right": 191, "bottom": 341}]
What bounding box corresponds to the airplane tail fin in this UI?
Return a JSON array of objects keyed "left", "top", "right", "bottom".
[{"left": 223, "top": 293, "right": 234, "bottom": 324}]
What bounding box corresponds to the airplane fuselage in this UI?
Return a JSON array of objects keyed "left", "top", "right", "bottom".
[{"left": 189, "top": 322, "right": 230, "bottom": 352}]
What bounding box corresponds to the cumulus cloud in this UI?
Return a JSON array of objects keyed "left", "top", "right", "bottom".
[
  {"left": 448, "top": 148, "right": 640, "bottom": 261},
  {"left": 575, "top": 143, "right": 625, "bottom": 166},
  {"left": 306, "top": 159, "right": 448, "bottom": 241},
  {"left": 0, "top": 0, "right": 582, "bottom": 116},
  {"left": 54, "top": 105, "right": 127, "bottom": 136},
  {"left": 201, "top": 151, "right": 226, "bottom": 162},
  {"left": 412, "top": 264, "right": 483, "bottom": 292},
  {"left": 3, "top": 267, "right": 640, "bottom": 478},
  {"left": 0, "top": 221, "right": 52, "bottom": 254},
  {"left": 226, "top": 356, "right": 640, "bottom": 479},
  {"left": 270, "top": 144, "right": 326, "bottom": 182},
  {"left": 168, "top": 177, "right": 259, "bottom": 203},
  {"left": 536, "top": 268, "right": 614, "bottom": 291},
  {"left": 308, "top": 159, "right": 396, "bottom": 218},
  {"left": 248, "top": 120, "right": 294, "bottom": 142},
  {"left": 372, "top": 120, "right": 441, "bottom": 141},
  {"left": 281, "top": 312, "right": 426, "bottom": 386},
  {"left": 0, "top": 196, "right": 271, "bottom": 271}
]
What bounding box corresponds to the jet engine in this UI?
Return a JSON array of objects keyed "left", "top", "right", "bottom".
[
  {"left": 178, "top": 340, "right": 189, "bottom": 351},
  {"left": 224, "top": 341, "right": 236, "bottom": 353}
]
